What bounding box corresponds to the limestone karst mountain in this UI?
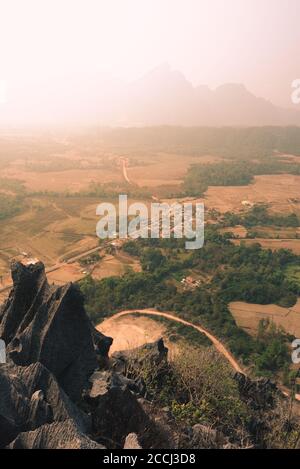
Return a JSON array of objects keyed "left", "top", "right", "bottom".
[
  {"left": 122, "top": 64, "right": 300, "bottom": 126},
  {"left": 0, "top": 262, "right": 171, "bottom": 449}
]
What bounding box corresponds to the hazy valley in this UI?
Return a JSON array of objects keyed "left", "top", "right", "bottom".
[{"left": 1, "top": 125, "right": 300, "bottom": 449}]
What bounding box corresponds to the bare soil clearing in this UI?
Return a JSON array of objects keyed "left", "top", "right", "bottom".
[
  {"left": 92, "top": 252, "right": 141, "bottom": 280},
  {"left": 47, "top": 263, "right": 84, "bottom": 285},
  {"left": 2, "top": 167, "right": 123, "bottom": 192},
  {"left": 220, "top": 225, "right": 248, "bottom": 238},
  {"left": 97, "top": 315, "right": 169, "bottom": 354},
  {"left": 99, "top": 309, "right": 244, "bottom": 374},
  {"left": 128, "top": 153, "right": 222, "bottom": 187}
]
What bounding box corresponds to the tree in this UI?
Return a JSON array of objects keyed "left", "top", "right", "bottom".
[{"left": 141, "top": 248, "right": 166, "bottom": 272}]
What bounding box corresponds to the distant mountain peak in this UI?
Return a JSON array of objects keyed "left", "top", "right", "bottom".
[
  {"left": 1, "top": 64, "right": 300, "bottom": 126},
  {"left": 136, "top": 62, "right": 191, "bottom": 87},
  {"left": 124, "top": 67, "right": 300, "bottom": 126}
]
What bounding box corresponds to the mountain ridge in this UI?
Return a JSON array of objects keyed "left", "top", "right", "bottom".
[{"left": 1, "top": 64, "right": 299, "bottom": 127}]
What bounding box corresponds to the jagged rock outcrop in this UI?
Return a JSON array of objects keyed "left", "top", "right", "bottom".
[
  {"left": 111, "top": 339, "right": 169, "bottom": 400},
  {"left": 0, "top": 262, "right": 114, "bottom": 448},
  {"left": 234, "top": 373, "right": 278, "bottom": 411},
  {"left": 0, "top": 364, "right": 30, "bottom": 447},
  {"left": 112, "top": 338, "right": 168, "bottom": 374},
  {"left": 0, "top": 262, "right": 170, "bottom": 449},
  {"left": 8, "top": 420, "right": 105, "bottom": 449},
  {"left": 112, "top": 338, "right": 168, "bottom": 364},
  {"left": 0, "top": 362, "right": 91, "bottom": 448},
  {"left": 233, "top": 372, "right": 280, "bottom": 447},
  {"left": 91, "top": 326, "right": 113, "bottom": 364},
  {"left": 84, "top": 370, "right": 151, "bottom": 447},
  {"left": 16, "top": 362, "right": 91, "bottom": 429},
  {"left": 0, "top": 262, "right": 107, "bottom": 401}
]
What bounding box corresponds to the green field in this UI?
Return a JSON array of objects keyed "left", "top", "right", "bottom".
[{"left": 285, "top": 264, "right": 300, "bottom": 287}]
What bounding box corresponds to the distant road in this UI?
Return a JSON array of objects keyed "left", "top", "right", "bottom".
[
  {"left": 119, "top": 156, "right": 162, "bottom": 203},
  {"left": 120, "top": 157, "right": 131, "bottom": 184}
]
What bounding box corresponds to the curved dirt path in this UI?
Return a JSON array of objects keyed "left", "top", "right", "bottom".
[
  {"left": 120, "top": 158, "right": 131, "bottom": 184},
  {"left": 102, "top": 309, "right": 300, "bottom": 402},
  {"left": 103, "top": 308, "right": 244, "bottom": 374},
  {"left": 105, "top": 309, "right": 300, "bottom": 402}
]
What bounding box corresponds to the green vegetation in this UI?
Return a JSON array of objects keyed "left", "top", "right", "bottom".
[
  {"left": 285, "top": 264, "right": 300, "bottom": 287},
  {"left": 128, "top": 347, "right": 249, "bottom": 430},
  {"left": 0, "top": 178, "right": 26, "bottom": 194},
  {"left": 184, "top": 161, "right": 254, "bottom": 195},
  {"left": 0, "top": 178, "right": 26, "bottom": 220},
  {"left": 0, "top": 194, "right": 24, "bottom": 220},
  {"left": 102, "top": 126, "right": 300, "bottom": 159},
  {"left": 141, "top": 248, "right": 167, "bottom": 272},
  {"left": 222, "top": 204, "right": 299, "bottom": 229},
  {"left": 28, "top": 181, "right": 152, "bottom": 200},
  {"left": 124, "top": 345, "right": 300, "bottom": 448},
  {"left": 183, "top": 158, "right": 300, "bottom": 196},
  {"left": 254, "top": 320, "right": 292, "bottom": 376},
  {"left": 122, "top": 240, "right": 141, "bottom": 257},
  {"left": 79, "top": 252, "right": 102, "bottom": 267},
  {"left": 80, "top": 230, "right": 300, "bottom": 379}
]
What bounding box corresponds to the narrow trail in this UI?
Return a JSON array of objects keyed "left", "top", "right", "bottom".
[
  {"left": 104, "top": 308, "right": 244, "bottom": 374},
  {"left": 120, "top": 158, "right": 131, "bottom": 184}
]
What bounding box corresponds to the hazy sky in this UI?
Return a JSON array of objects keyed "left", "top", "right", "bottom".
[{"left": 0, "top": 0, "right": 299, "bottom": 122}]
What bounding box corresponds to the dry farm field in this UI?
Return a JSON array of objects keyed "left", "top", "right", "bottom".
[
  {"left": 229, "top": 299, "right": 300, "bottom": 337},
  {"left": 202, "top": 174, "right": 300, "bottom": 215},
  {"left": 231, "top": 238, "right": 300, "bottom": 255}
]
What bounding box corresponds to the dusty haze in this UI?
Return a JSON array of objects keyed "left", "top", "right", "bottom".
[{"left": 0, "top": 0, "right": 299, "bottom": 126}]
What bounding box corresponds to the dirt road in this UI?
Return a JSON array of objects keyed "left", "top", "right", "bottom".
[
  {"left": 103, "top": 308, "right": 244, "bottom": 374},
  {"left": 120, "top": 157, "right": 131, "bottom": 184},
  {"left": 102, "top": 309, "right": 300, "bottom": 402}
]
